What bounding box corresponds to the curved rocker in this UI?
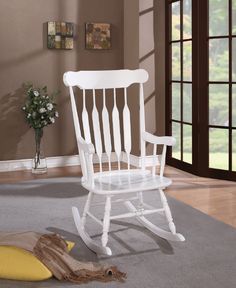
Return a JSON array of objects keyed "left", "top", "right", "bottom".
[
  {"left": 72, "top": 207, "right": 112, "bottom": 256},
  {"left": 124, "top": 201, "right": 185, "bottom": 242}
]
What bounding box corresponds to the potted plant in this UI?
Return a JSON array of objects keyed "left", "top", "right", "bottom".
[{"left": 22, "top": 84, "right": 59, "bottom": 174}]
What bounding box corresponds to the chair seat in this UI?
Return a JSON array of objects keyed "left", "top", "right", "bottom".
[{"left": 83, "top": 169, "right": 172, "bottom": 194}]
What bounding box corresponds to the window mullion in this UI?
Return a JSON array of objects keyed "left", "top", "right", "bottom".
[
  {"left": 229, "top": 0, "right": 232, "bottom": 171},
  {"left": 180, "top": 0, "right": 183, "bottom": 161}
]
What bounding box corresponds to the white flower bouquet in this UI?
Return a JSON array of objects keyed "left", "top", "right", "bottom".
[
  {"left": 22, "top": 83, "right": 59, "bottom": 173},
  {"left": 22, "top": 84, "right": 59, "bottom": 129}
]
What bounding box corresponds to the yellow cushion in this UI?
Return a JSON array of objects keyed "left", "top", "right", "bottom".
[{"left": 0, "top": 241, "right": 75, "bottom": 281}]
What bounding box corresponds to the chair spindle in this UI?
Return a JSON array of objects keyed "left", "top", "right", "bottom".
[
  {"left": 102, "top": 89, "right": 112, "bottom": 171},
  {"left": 82, "top": 89, "right": 91, "bottom": 143},
  {"left": 112, "top": 88, "right": 121, "bottom": 170},
  {"left": 92, "top": 89, "right": 103, "bottom": 172},
  {"left": 123, "top": 88, "right": 131, "bottom": 169}
]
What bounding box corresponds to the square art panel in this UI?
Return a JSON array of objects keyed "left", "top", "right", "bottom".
[
  {"left": 47, "top": 22, "right": 74, "bottom": 50},
  {"left": 85, "top": 23, "right": 111, "bottom": 50}
]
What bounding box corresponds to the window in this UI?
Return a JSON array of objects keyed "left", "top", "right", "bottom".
[{"left": 166, "top": 0, "right": 236, "bottom": 180}]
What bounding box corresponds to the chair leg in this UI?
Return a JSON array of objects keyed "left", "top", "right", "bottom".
[
  {"left": 101, "top": 196, "right": 111, "bottom": 247},
  {"left": 81, "top": 191, "right": 93, "bottom": 228},
  {"left": 72, "top": 206, "right": 112, "bottom": 255},
  {"left": 159, "top": 189, "right": 176, "bottom": 234},
  {"left": 137, "top": 191, "right": 144, "bottom": 208}
]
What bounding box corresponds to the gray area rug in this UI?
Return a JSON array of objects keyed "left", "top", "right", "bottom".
[{"left": 0, "top": 177, "right": 236, "bottom": 288}]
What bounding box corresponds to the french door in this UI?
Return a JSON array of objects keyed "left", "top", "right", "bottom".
[{"left": 166, "top": 0, "right": 236, "bottom": 180}]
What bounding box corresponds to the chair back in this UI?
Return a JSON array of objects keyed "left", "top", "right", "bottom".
[{"left": 63, "top": 69, "right": 149, "bottom": 173}]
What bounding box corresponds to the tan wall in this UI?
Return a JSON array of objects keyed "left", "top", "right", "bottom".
[
  {"left": 0, "top": 0, "right": 124, "bottom": 160},
  {"left": 124, "top": 0, "right": 140, "bottom": 155},
  {"left": 124, "top": 0, "right": 166, "bottom": 155},
  {"left": 140, "top": 0, "right": 166, "bottom": 138},
  {"left": 155, "top": 0, "right": 166, "bottom": 136},
  {"left": 0, "top": 0, "right": 165, "bottom": 161}
]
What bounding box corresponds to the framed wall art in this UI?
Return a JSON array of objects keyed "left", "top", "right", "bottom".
[
  {"left": 47, "top": 21, "right": 74, "bottom": 50},
  {"left": 85, "top": 23, "right": 111, "bottom": 50}
]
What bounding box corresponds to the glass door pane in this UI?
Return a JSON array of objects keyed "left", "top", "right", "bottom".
[
  {"left": 233, "top": 130, "right": 236, "bottom": 171},
  {"left": 232, "top": 1, "right": 236, "bottom": 35},
  {"left": 183, "top": 0, "right": 192, "bottom": 39},
  {"left": 183, "top": 124, "right": 192, "bottom": 164},
  {"left": 209, "top": 39, "right": 229, "bottom": 82},
  {"left": 172, "top": 2, "right": 181, "bottom": 41},
  {"left": 232, "top": 39, "right": 236, "bottom": 81},
  {"left": 172, "top": 43, "right": 181, "bottom": 80},
  {"left": 209, "top": 128, "right": 228, "bottom": 170},
  {"left": 172, "top": 122, "right": 181, "bottom": 160},
  {"left": 183, "top": 41, "right": 192, "bottom": 81},
  {"left": 209, "top": 84, "right": 229, "bottom": 126},
  {"left": 183, "top": 83, "right": 192, "bottom": 123},
  {"left": 232, "top": 85, "right": 236, "bottom": 127},
  {"left": 172, "top": 83, "right": 181, "bottom": 120},
  {"left": 209, "top": 0, "right": 228, "bottom": 36}
]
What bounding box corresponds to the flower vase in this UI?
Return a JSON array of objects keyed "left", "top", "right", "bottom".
[{"left": 32, "top": 128, "right": 47, "bottom": 174}]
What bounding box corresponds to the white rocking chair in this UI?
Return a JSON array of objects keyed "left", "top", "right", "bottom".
[{"left": 63, "top": 69, "right": 185, "bottom": 256}]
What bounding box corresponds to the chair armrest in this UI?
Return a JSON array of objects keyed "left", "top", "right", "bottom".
[
  {"left": 142, "top": 131, "right": 176, "bottom": 146},
  {"left": 77, "top": 136, "right": 95, "bottom": 154}
]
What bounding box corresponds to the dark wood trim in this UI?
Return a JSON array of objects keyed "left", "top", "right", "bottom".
[
  {"left": 208, "top": 125, "right": 231, "bottom": 129},
  {"left": 191, "top": 0, "right": 199, "bottom": 174},
  {"left": 208, "top": 35, "right": 236, "bottom": 39},
  {"left": 170, "top": 38, "right": 192, "bottom": 43},
  {"left": 180, "top": 0, "right": 183, "bottom": 161},
  {"left": 229, "top": 0, "right": 233, "bottom": 171},
  {"left": 167, "top": 157, "right": 192, "bottom": 168},
  {"left": 172, "top": 119, "right": 192, "bottom": 125},
  {"left": 171, "top": 80, "right": 192, "bottom": 84},
  {"left": 209, "top": 81, "right": 236, "bottom": 84},
  {"left": 208, "top": 35, "right": 231, "bottom": 40},
  {"left": 196, "top": 0, "right": 208, "bottom": 177},
  {"left": 207, "top": 168, "right": 236, "bottom": 181},
  {"left": 166, "top": 0, "right": 171, "bottom": 143}
]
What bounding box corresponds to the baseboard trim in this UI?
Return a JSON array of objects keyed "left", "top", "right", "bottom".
[{"left": 0, "top": 152, "right": 160, "bottom": 172}]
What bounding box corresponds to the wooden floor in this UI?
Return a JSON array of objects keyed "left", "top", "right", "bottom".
[{"left": 0, "top": 165, "right": 236, "bottom": 228}]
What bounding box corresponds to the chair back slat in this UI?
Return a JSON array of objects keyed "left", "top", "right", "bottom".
[
  {"left": 82, "top": 90, "right": 91, "bottom": 143},
  {"left": 112, "top": 89, "right": 121, "bottom": 170},
  {"left": 92, "top": 89, "right": 103, "bottom": 172},
  {"left": 123, "top": 88, "right": 131, "bottom": 169},
  {"left": 102, "top": 89, "right": 112, "bottom": 170}
]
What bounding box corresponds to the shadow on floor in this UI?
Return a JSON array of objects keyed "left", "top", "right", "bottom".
[
  {"left": 47, "top": 220, "right": 174, "bottom": 263},
  {"left": 0, "top": 178, "right": 87, "bottom": 198}
]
